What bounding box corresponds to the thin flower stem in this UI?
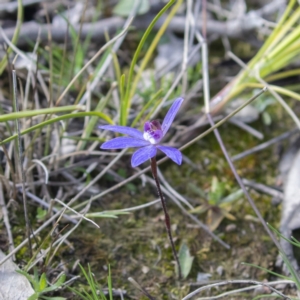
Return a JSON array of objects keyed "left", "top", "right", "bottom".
[{"left": 150, "top": 157, "right": 182, "bottom": 279}]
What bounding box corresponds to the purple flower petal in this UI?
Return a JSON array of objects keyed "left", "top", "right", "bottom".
[
  {"left": 101, "top": 137, "right": 149, "bottom": 149},
  {"left": 131, "top": 145, "right": 157, "bottom": 167},
  {"left": 157, "top": 145, "right": 182, "bottom": 165},
  {"left": 161, "top": 97, "right": 184, "bottom": 135},
  {"left": 99, "top": 125, "right": 144, "bottom": 140}
]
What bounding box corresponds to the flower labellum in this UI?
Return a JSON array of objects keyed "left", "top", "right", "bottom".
[
  {"left": 99, "top": 97, "right": 184, "bottom": 167},
  {"left": 143, "top": 120, "right": 163, "bottom": 144}
]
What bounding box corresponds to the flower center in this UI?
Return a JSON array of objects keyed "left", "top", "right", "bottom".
[{"left": 143, "top": 120, "right": 163, "bottom": 144}]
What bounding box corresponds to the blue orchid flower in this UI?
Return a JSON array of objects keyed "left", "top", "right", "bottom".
[{"left": 99, "top": 97, "right": 184, "bottom": 167}]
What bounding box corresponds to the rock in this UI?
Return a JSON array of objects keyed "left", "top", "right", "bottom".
[
  {"left": 216, "top": 265, "right": 224, "bottom": 276},
  {"left": 225, "top": 223, "right": 236, "bottom": 232},
  {"left": 225, "top": 99, "right": 259, "bottom": 123},
  {"left": 196, "top": 272, "right": 212, "bottom": 282},
  {"left": 0, "top": 250, "right": 34, "bottom": 300},
  {"left": 275, "top": 137, "right": 300, "bottom": 274}
]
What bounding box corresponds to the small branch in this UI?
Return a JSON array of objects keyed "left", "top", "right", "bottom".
[
  {"left": 242, "top": 178, "right": 284, "bottom": 200},
  {"left": 182, "top": 279, "right": 291, "bottom": 300},
  {"left": 128, "top": 277, "right": 156, "bottom": 300},
  {"left": 24, "top": 190, "right": 77, "bottom": 224},
  {"left": 12, "top": 60, "right": 33, "bottom": 258},
  {"left": 232, "top": 128, "right": 298, "bottom": 161},
  {"left": 228, "top": 118, "right": 264, "bottom": 140},
  {"left": 53, "top": 198, "right": 99, "bottom": 228},
  {"left": 0, "top": 181, "right": 15, "bottom": 258},
  {"left": 201, "top": 0, "right": 210, "bottom": 114}
]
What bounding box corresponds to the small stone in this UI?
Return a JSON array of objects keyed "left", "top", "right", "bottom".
[
  {"left": 225, "top": 224, "right": 236, "bottom": 232},
  {"left": 216, "top": 265, "right": 224, "bottom": 276},
  {"left": 203, "top": 158, "right": 210, "bottom": 166},
  {"left": 196, "top": 272, "right": 212, "bottom": 282},
  {"left": 253, "top": 284, "right": 271, "bottom": 295},
  {"left": 0, "top": 250, "right": 35, "bottom": 300},
  {"left": 142, "top": 266, "right": 150, "bottom": 274},
  {"left": 275, "top": 283, "right": 289, "bottom": 290}
]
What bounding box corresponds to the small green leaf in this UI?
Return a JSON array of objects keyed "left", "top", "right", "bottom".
[
  {"left": 189, "top": 204, "right": 209, "bottom": 215},
  {"left": 178, "top": 242, "right": 194, "bottom": 279},
  {"left": 126, "top": 183, "right": 137, "bottom": 193},
  {"left": 85, "top": 211, "right": 129, "bottom": 218},
  {"left": 209, "top": 177, "right": 226, "bottom": 205},
  {"left": 28, "top": 292, "right": 39, "bottom": 300},
  {"left": 54, "top": 273, "right": 66, "bottom": 288},
  {"left": 17, "top": 270, "right": 40, "bottom": 291},
  {"left": 42, "top": 274, "right": 66, "bottom": 293},
  {"left": 262, "top": 111, "right": 272, "bottom": 125},
  {"left": 39, "top": 273, "right": 47, "bottom": 291},
  {"left": 113, "top": 0, "right": 150, "bottom": 17},
  {"left": 219, "top": 189, "right": 243, "bottom": 204},
  {"left": 117, "top": 168, "right": 127, "bottom": 178},
  {"left": 36, "top": 207, "right": 47, "bottom": 220}
]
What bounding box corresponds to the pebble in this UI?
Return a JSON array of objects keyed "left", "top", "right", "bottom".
[{"left": 225, "top": 224, "right": 237, "bottom": 232}]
